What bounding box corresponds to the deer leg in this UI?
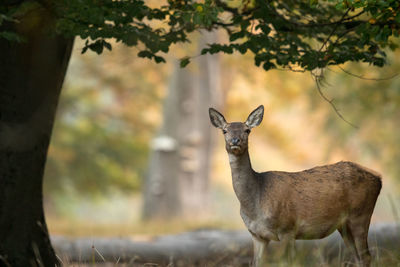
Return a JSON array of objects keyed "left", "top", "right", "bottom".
[
  {"left": 352, "top": 229, "right": 371, "bottom": 267},
  {"left": 338, "top": 224, "right": 359, "bottom": 265},
  {"left": 252, "top": 235, "right": 269, "bottom": 267},
  {"left": 347, "top": 218, "right": 372, "bottom": 267},
  {"left": 354, "top": 237, "right": 371, "bottom": 267}
]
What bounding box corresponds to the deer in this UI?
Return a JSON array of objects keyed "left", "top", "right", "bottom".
[{"left": 209, "top": 105, "right": 382, "bottom": 267}]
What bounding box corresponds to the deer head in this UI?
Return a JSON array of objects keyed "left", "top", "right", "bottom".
[{"left": 209, "top": 105, "right": 264, "bottom": 155}]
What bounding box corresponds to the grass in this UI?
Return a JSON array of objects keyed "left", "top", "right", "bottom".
[
  {"left": 50, "top": 193, "right": 400, "bottom": 266},
  {"left": 61, "top": 247, "right": 400, "bottom": 267},
  {"left": 57, "top": 224, "right": 400, "bottom": 267},
  {"left": 48, "top": 217, "right": 245, "bottom": 238}
]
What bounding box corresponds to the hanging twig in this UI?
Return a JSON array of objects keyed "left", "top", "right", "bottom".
[
  {"left": 336, "top": 66, "right": 399, "bottom": 81},
  {"left": 311, "top": 70, "right": 358, "bottom": 128}
]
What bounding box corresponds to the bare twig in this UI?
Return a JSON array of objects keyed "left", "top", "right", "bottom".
[
  {"left": 270, "top": 6, "right": 364, "bottom": 31},
  {"left": 304, "top": 10, "right": 365, "bottom": 28},
  {"left": 336, "top": 66, "right": 399, "bottom": 81},
  {"left": 214, "top": 21, "right": 234, "bottom": 27},
  {"left": 311, "top": 70, "right": 358, "bottom": 128},
  {"left": 275, "top": 66, "right": 307, "bottom": 73},
  {"left": 319, "top": 8, "right": 351, "bottom": 53},
  {"left": 214, "top": 0, "right": 258, "bottom": 16}
]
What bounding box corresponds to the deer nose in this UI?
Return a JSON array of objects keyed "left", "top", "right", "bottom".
[{"left": 231, "top": 138, "right": 240, "bottom": 145}]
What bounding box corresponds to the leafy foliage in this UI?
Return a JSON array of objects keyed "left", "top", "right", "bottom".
[
  {"left": 200, "top": 0, "right": 400, "bottom": 71},
  {"left": 0, "top": 11, "right": 23, "bottom": 42},
  {"left": 52, "top": 0, "right": 222, "bottom": 61},
  {"left": 1, "top": 0, "right": 400, "bottom": 71}
]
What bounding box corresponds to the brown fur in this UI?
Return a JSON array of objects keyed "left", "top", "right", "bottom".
[{"left": 257, "top": 161, "right": 381, "bottom": 240}]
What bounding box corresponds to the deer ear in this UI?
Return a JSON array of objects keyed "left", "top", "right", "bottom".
[
  {"left": 209, "top": 108, "right": 227, "bottom": 129},
  {"left": 245, "top": 105, "right": 264, "bottom": 128}
]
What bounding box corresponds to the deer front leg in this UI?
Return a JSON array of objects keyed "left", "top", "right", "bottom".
[{"left": 252, "top": 235, "right": 269, "bottom": 267}]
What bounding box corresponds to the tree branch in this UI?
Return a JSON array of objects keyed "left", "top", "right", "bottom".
[
  {"left": 319, "top": 8, "right": 351, "bottom": 53},
  {"left": 303, "top": 10, "right": 365, "bottom": 28},
  {"left": 214, "top": 0, "right": 258, "bottom": 16}
]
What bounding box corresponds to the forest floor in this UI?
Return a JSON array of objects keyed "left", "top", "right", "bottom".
[{"left": 54, "top": 223, "right": 400, "bottom": 267}]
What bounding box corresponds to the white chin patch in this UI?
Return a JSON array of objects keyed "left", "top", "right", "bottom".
[{"left": 231, "top": 145, "right": 240, "bottom": 150}]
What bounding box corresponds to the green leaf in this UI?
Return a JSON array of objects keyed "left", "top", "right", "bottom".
[
  {"left": 262, "top": 61, "right": 275, "bottom": 71},
  {"left": 229, "top": 31, "right": 245, "bottom": 42},
  {"left": 88, "top": 41, "right": 104, "bottom": 54},
  {"left": 154, "top": 55, "right": 166, "bottom": 63},
  {"left": 137, "top": 50, "right": 153, "bottom": 58},
  {"left": 81, "top": 46, "right": 88, "bottom": 54},
  {"left": 309, "top": 0, "right": 318, "bottom": 7},
  {"left": 180, "top": 57, "right": 190, "bottom": 68},
  {"left": 201, "top": 48, "right": 208, "bottom": 55},
  {"left": 0, "top": 31, "right": 25, "bottom": 42},
  {"left": 237, "top": 44, "right": 248, "bottom": 54},
  {"left": 103, "top": 41, "right": 112, "bottom": 51},
  {"left": 124, "top": 33, "right": 138, "bottom": 46}
]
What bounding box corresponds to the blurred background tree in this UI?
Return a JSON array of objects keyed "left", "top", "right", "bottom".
[
  {"left": 143, "top": 31, "right": 221, "bottom": 219},
  {"left": 43, "top": 42, "right": 169, "bottom": 224},
  {"left": 44, "top": 44, "right": 165, "bottom": 197}
]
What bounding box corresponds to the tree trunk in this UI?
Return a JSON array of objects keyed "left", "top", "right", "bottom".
[
  {"left": 143, "top": 31, "right": 221, "bottom": 219},
  {"left": 142, "top": 64, "right": 182, "bottom": 218},
  {"left": 0, "top": 7, "right": 74, "bottom": 267},
  {"left": 178, "top": 31, "right": 222, "bottom": 217}
]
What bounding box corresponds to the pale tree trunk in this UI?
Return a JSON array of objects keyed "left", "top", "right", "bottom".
[
  {"left": 0, "top": 7, "right": 74, "bottom": 267},
  {"left": 142, "top": 66, "right": 182, "bottom": 218},
  {"left": 143, "top": 31, "right": 221, "bottom": 219}
]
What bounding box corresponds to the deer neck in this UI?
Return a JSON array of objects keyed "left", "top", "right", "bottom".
[{"left": 228, "top": 150, "right": 259, "bottom": 214}]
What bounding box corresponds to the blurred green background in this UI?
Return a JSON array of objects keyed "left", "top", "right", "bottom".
[{"left": 43, "top": 35, "right": 400, "bottom": 237}]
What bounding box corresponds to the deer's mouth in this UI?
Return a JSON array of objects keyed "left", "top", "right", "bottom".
[{"left": 230, "top": 145, "right": 240, "bottom": 150}]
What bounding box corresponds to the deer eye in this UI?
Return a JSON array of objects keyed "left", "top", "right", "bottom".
[
  {"left": 222, "top": 129, "right": 227, "bottom": 134},
  {"left": 245, "top": 129, "right": 251, "bottom": 134}
]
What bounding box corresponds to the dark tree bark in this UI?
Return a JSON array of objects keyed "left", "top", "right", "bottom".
[{"left": 0, "top": 7, "right": 74, "bottom": 267}]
